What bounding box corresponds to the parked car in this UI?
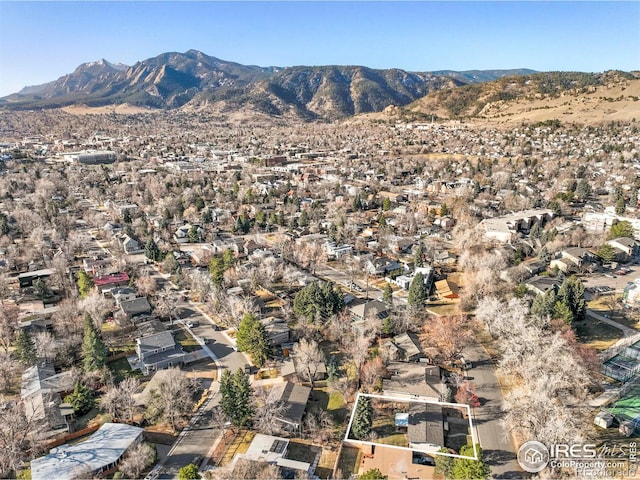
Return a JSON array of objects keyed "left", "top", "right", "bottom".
[{"left": 186, "top": 320, "right": 199, "bottom": 328}]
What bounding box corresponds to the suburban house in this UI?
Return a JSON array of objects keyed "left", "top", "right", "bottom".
[
  {"left": 114, "top": 234, "right": 141, "bottom": 254},
  {"left": 109, "top": 286, "right": 137, "bottom": 304},
  {"left": 365, "top": 257, "right": 403, "bottom": 277},
  {"left": 174, "top": 223, "right": 203, "bottom": 244},
  {"left": 407, "top": 402, "right": 445, "bottom": 453},
  {"left": 30, "top": 423, "right": 144, "bottom": 480},
  {"left": 624, "top": 279, "right": 640, "bottom": 305},
  {"left": 120, "top": 296, "right": 152, "bottom": 321},
  {"left": 17, "top": 268, "right": 55, "bottom": 288},
  {"left": 383, "top": 363, "right": 444, "bottom": 402},
  {"left": 525, "top": 276, "right": 562, "bottom": 296},
  {"left": 606, "top": 237, "right": 640, "bottom": 262},
  {"left": 134, "top": 331, "right": 185, "bottom": 375},
  {"left": 349, "top": 300, "right": 389, "bottom": 323},
  {"left": 273, "top": 381, "right": 311, "bottom": 433},
  {"left": 380, "top": 333, "right": 422, "bottom": 362},
  {"left": 349, "top": 300, "right": 390, "bottom": 335},
  {"left": 21, "top": 363, "right": 75, "bottom": 436},
  {"left": 93, "top": 272, "right": 130, "bottom": 293},
  {"left": 550, "top": 247, "right": 598, "bottom": 273},
  {"left": 234, "top": 434, "right": 316, "bottom": 478},
  {"left": 259, "top": 317, "right": 291, "bottom": 346},
  {"left": 325, "top": 242, "right": 353, "bottom": 259}
]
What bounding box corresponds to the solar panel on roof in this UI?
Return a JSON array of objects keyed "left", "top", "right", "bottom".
[{"left": 270, "top": 440, "right": 287, "bottom": 454}]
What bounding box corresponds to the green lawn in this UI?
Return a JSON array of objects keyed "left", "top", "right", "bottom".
[
  {"left": 371, "top": 414, "right": 408, "bottom": 448},
  {"left": 575, "top": 316, "right": 624, "bottom": 350},
  {"left": 174, "top": 329, "right": 202, "bottom": 352},
  {"left": 337, "top": 445, "right": 361, "bottom": 476},
  {"left": 286, "top": 441, "right": 322, "bottom": 464},
  {"left": 310, "top": 387, "right": 347, "bottom": 423},
  {"left": 108, "top": 357, "right": 142, "bottom": 383}
]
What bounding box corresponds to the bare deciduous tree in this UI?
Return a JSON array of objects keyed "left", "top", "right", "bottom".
[
  {"left": 0, "top": 352, "right": 19, "bottom": 393},
  {"left": 253, "top": 386, "right": 286, "bottom": 436},
  {"left": 33, "top": 331, "right": 56, "bottom": 362},
  {"left": 294, "top": 338, "right": 325, "bottom": 388},
  {"left": 135, "top": 275, "right": 158, "bottom": 297},
  {"left": 0, "top": 303, "right": 19, "bottom": 353},
  {"left": 118, "top": 442, "right": 155, "bottom": 479},
  {"left": 360, "top": 356, "right": 386, "bottom": 391},
  {"left": 420, "top": 315, "right": 473, "bottom": 363},
  {"left": 0, "top": 398, "right": 43, "bottom": 478},
  {"left": 150, "top": 367, "right": 197, "bottom": 432}
]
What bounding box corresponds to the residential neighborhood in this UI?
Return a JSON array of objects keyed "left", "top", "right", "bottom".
[{"left": 0, "top": 103, "right": 640, "bottom": 480}]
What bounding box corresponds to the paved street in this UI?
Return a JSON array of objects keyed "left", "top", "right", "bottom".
[
  {"left": 155, "top": 383, "right": 222, "bottom": 479},
  {"left": 465, "top": 341, "right": 523, "bottom": 479}
]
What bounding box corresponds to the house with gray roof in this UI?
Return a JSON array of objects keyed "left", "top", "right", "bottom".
[
  {"left": 274, "top": 381, "right": 311, "bottom": 433},
  {"left": 120, "top": 296, "right": 152, "bottom": 320},
  {"left": 134, "top": 331, "right": 185, "bottom": 375},
  {"left": 383, "top": 363, "right": 443, "bottom": 402},
  {"left": 21, "top": 363, "right": 74, "bottom": 436},
  {"left": 407, "top": 402, "right": 445, "bottom": 452},
  {"left": 31, "top": 423, "right": 143, "bottom": 480}
]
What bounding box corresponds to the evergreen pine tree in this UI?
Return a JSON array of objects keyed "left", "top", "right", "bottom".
[
  {"left": 15, "top": 328, "right": 36, "bottom": 365},
  {"left": 450, "top": 444, "right": 490, "bottom": 480},
  {"left": 382, "top": 283, "right": 393, "bottom": 305},
  {"left": 408, "top": 273, "right": 426, "bottom": 311},
  {"left": 236, "top": 313, "right": 271, "bottom": 368},
  {"left": 82, "top": 313, "right": 108, "bottom": 372},
  {"left": 144, "top": 238, "right": 162, "bottom": 262},
  {"left": 414, "top": 244, "right": 424, "bottom": 268},
  {"left": 351, "top": 396, "right": 373, "bottom": 440}
]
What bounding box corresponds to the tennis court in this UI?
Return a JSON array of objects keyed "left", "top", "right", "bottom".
[
  {"left": 603, "top": 345, "right": 640, "bottom": 382},
  {"left": 610, "top": 383, "right": 640, "bottom": 431}
]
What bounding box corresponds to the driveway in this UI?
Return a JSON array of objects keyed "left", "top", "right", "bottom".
[{"left": 465, "top": 341, "right": 523, "bottom": 479}]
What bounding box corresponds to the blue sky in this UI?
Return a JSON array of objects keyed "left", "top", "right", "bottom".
[{"left": 0, "top": 1, "right": 638, "bottom": 96}]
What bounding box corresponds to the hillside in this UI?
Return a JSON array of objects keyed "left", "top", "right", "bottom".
[
  {"left": 396, "top": 70, "right": 640, "bottom": 125},
  {"left": 0, "top": 50, "right": 532, "bottom": 120}
]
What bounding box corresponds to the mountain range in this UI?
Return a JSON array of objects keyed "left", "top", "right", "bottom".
[{"left": 0, "top": 49, "right": 538, "bottom": 119}]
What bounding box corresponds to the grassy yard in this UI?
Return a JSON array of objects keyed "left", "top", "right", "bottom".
[
  {"left": 286, "top": 441, "right": 322, "bottom": 464},
  {"left": 588, "top": 297, "right": 640, "bottom": 330},
  {"left": 174, "top": 329, "right": 202, "bottom": 352},
  {"left": 336, "top": 445, "right": 361, "bottom": 477},
  {"left": 108, "top": 356, "right": 142, "bottom": 383},
  {"left": 575, "top": 316, "right": 622, "bottom": 351},
  {"left": 371, "top": 413, "right": 408, "bottom": 448},
  {"left": 316, "top": 448, "right": 338, "bottom": 479},
  {"left": 309, "top": 387, "right": 347, "bottom": 424}
]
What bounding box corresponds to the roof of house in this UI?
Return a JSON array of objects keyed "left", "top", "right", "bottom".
[
  {"left": 120, "top": 297, "right": 151, "bottom": 315},
  {"left": 383, "top": 362, "right": 442, "bottom": 399},
  {"left": 349, "top": 300, "right": 389, "bottom": 320},
  {"left": 93, "top": 272, "right": 130, "bottom": 287},
  {"left": 407, "top": 402, "right": 445, "bottom": 447},
  {"left": 21, "top": 363, "right": 74, "bottom": 398},
  {"left": 392, "top": 333, "right": 422, "bottom": 359},
  {"left": 30, "top": 423, "right": 144, "bottom": 480},
  {"left": 275, "top": 382, "right": 311, "bottom": 428},
  {"left": 434, "top": 279, "right": 457, "bottom": 298},
  {"left": 137, "top": 331, "right": 176, "bottom": 351},
  {"left": 525, "top": 276, "right": 562, "bottom": 294},
  {"left": 17, "top": 268, "right": 55, "bottom": 280},
  {"left": 608, "top": 237, "right": 637, "bottom": 248}
]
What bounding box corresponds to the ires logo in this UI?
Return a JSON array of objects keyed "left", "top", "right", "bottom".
[
  {"left": 518, "top": 441, "right": 599, "bottom": 473},
  {"left": 518, "top": 441, "right": 550, "bottom": 473}
]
